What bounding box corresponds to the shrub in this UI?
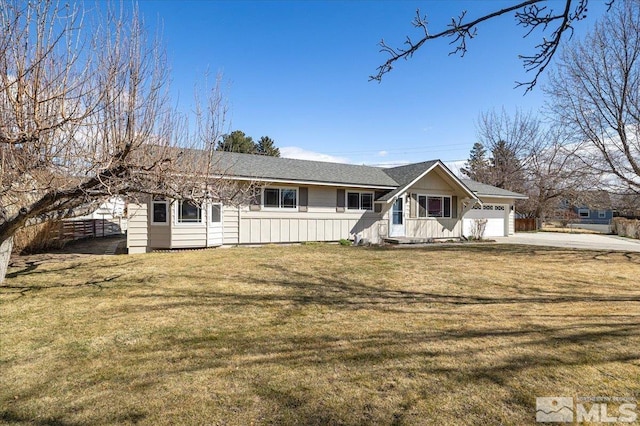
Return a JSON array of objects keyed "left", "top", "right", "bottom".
[
  {"left": 13, "top": 221, "right": 65, "bottom": 254},
  {"left": 612, "top": 217, "right": 640, "bottom": 239},
  {"left": 470, "top": 219, "right": 488, "bottom": 240},
  {"left": 339, "top": 238, "right": 352, "bottom": 246}
]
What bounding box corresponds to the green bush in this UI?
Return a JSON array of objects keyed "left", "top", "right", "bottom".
[{"left": 339, "top": 238, "right": 352, "bottom": 246}]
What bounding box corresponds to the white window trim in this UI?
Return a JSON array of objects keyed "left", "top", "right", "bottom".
[
  {"left": 175, "top": 200, "right": 203, "bottom": 225},
  {"left": 417, "top": 194, "right": 452, "bottom": 219},
  {"left": 262, "top": 187, "right": 299, "bottom": 210},
  {"left": 346, "top": 191, "right": 374, "bottom": 211},
  {"left": 210, "top": 202, "right": 223, "bottom": 223},
  {"left": 151, "top": 199, "right": 169, "bottom": 226},
  {"left": 578, "top": 208, "right": 590, "bottom": 218}
]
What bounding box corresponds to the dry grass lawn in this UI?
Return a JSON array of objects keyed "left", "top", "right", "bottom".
[{"left": 1, "top": 243, "right": 640, "bottom": 425}]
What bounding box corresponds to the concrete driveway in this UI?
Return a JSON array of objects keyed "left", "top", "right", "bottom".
[{"left": 493, "top": 232, "right": 640, "bottom": 252}]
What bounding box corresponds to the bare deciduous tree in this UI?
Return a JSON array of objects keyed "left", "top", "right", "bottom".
[
  {"left": 0, "top": 1, "right": 236, "bottom": 282},
  {"left": 371, "top": 0, "right": 610, "bottom": 92},
  {"left": 476, "top": 108, "right": 544, "bottom": 192},
  {"left": 547, "top": 0, "right": 640, "bottom": 195},
  {"left": 474, "top": 109, "right": 598, "bottom": 218},
  {"left": 520, "top": 131, "right": 598, "bottom": 219}
]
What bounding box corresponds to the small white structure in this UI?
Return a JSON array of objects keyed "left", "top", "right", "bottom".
[{"left": 126, "top": 153, "right": 527, "bottom": 253}]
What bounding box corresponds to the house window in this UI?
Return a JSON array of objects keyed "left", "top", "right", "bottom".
[
  {"left": 598, "top": 210, "right": 606, "bottom": 218},
  {"left": 346, "top": 191, "right": 373, "bottom": 211},
  {"left": 263, "top": 188, "right": 297, "bottom": 209},
  {"left": 578, "top": 208, "right": 589, "bottom": 218},
  {"left": 151, "top": 198, "right": 168, "bottom": 225},
  {"left": 177, "top": 200, "right": 202, "bottom": 223},
  {"left": 211, "top": 204, "right": 222, "bottom": 223},
  {"left": 418, "top": 195, "right": 451, "bottom": 218}
]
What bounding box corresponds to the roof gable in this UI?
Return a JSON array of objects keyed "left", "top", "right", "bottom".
[{"left": 377, "top": 161, "right": 476, "bottom": 202}]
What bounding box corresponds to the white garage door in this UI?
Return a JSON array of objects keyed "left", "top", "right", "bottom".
[{"left": 463, "top": 204, "right": 508, "bottom": 237}]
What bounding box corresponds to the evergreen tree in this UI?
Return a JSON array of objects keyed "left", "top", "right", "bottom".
[
  {"left": 461, "top": 142, "right": 490, "bottom": 182},
  {"left": 256, "top": 136, "right": 280, "bottom": 157},
  {"left": 216, "top": 130, "right": 256, "bottom": 154},
  {"left": 490, "top": 140, "right": 524, "bottom": 191}
]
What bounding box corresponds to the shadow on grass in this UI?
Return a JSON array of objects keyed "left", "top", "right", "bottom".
[{"left": 3, "top": 243, "right": 640, "bottom": 424}]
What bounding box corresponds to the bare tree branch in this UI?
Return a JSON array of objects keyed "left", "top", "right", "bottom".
[
  {"left": 547, "top": 0, "right": 640, "bottom": 194},
  {"left": 371, "top": 0, "right": 598, "bottom": 93}
]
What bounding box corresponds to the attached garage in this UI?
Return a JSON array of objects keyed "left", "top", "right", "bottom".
[{"left": 463, "top": 203, "right": 509, "bottom": 238}]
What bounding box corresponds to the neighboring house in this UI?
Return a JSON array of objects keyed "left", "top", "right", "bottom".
[
  {"left": 557, "top": 191, "right": 613, "bottom": 225},
  {"left": 126, "top": 152, "right": 527, "bottom": 253},
  {"left": 74, "top": 197, "right": 126, "bottom": 220}
]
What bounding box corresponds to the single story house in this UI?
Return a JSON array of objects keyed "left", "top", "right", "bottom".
[{"left": 127, "top": 152, "right": 527, "bottom": 253}]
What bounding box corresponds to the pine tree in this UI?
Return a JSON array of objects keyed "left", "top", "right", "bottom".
[
  {"left": 216, "top": 130, "right": 256, "bottom": 154},
  {"left": 490, "top": 140, "right": 524, "bottom": 191},
  {"left": 461, "top": 142, "right": 490, "bottom": 182},
  {"left": 256, "top": 136, "right": 280, "bottom": 157}
]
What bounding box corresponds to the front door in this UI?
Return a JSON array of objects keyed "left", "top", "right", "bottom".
[
  {"left": 389, "top": 197, "right": 405, "bottom": 237},
  {"left": 207, "top": 203, "right": 224, "bottom": 246}
]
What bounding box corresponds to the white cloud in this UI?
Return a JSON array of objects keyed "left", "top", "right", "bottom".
[
  {"left": 377, "top": 150, "right": 388, "bottom": 157},
  {"left": 444, "top": 160, "right": 466, "bottom": 177},
  {"left": 280, "top": 146, "right": 350, "bottom": 164}
]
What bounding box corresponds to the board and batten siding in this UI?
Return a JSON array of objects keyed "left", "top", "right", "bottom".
[
  {"left": 237, "top": 210, "right": 384, "bottom": 244},
  {"left": 409, "top": 168, "right": 458, "bottom": 193},
  {"left": 405, "top": 218, "right": 461, "bottom": 239},
  {"left": 401, "top": 169, "right": 465, "bottom": 239},
  {"left": 126, "top": 203, "right": 149, "bottom": 254}
]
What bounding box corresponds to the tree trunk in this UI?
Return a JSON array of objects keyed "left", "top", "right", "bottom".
[{"left": 0, "top": 237, "right": 13, "bottom": 283}]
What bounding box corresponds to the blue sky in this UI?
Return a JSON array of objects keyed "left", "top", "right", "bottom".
[{"left": 135, "top": 0, "right": 606, "bottom": 168}]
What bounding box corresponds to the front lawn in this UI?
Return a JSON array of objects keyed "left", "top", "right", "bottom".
[{"left": 1, "top": 244, "right": 639, "bottom": 425}]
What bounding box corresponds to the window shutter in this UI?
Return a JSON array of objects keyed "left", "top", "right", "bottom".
[
  {"left": 249, "top": 187, "right": 261, "bottom": 211},
  {"left": 410, "top": 193, "right": 417, "bottom": 218},
  {"left": 336, "top": 189, "right": 345, "bottom": 212},
  {"left": 452, "top": 196, "right": 458, "bottom": 218},
  {"left": 299, "top": 187, "right": 308, "bottom": 212}
]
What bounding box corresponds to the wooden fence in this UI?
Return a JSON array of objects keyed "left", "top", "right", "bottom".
[
  {"left": 58, "top": 218, "right": 125, "bottom": 241},
  {"left": 515, "top": 218, "right": 538, "bottom": 232}
]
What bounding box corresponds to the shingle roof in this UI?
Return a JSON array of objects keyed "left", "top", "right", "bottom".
[
  {"left": 461, "top": 179, "right": 528, "bottom": 199},
  {"left": 209, "top": 151, "right": 397, "bottom": 187},
  {"left": 373, "top": 161, "right": 440, "bottom": 202},
  {"left": 195, "top": 151, "right": 526, "bottom": 200},
  {"left": 382, "top": 160, "right": 439, "bottom": 186}
]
